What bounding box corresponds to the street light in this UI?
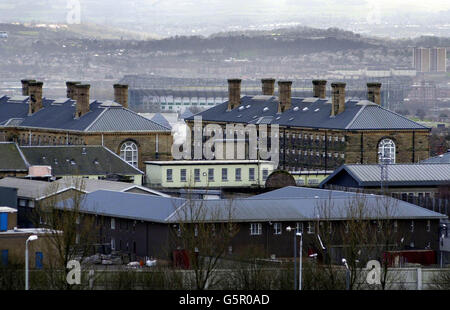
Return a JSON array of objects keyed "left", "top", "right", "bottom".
[
  {"left": 286, "top": 226, "right": 303, "bottom": 290},
  {"left": 440, "top": 224, "right": 447, "bottom": 268},
  {"left": 25, "top": 235, "right": 38, "bottom": 290},
  {"left": 342, "top": 258, "right": 350, "bottom": 290}
]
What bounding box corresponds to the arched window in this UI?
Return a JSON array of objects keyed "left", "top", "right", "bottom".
[
  {"left": 378, "top": 138, "right": 395, "bottom": 164},
  {"left": 120, "top": 141, "right": 138, "bottom": 167}
]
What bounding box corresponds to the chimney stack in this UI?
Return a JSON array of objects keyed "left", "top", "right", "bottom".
[
  {"left": 66, "top": 81, "right": 81, "bottom": 99},
  {"left": 367, "top": 82, "right": 382, "bottom": 106},
  {"left": 21, "top": 79, "right": 36, "bottom": 96},
  {"left": 261, "top": 78, "right": 275, "bottom": 96},
  {"left": 28, "top": 81, "right": 43, "bottom": 115},
  {"left": 227, "top": 79, "right": 241, "bottom": 111},
  {"left": 114, "top": 84, "right": 129, "bottom": 108},
  {"left": 277, "top": 80, "right": 292, "bottom": 113},
  {"left": 331, "top": 82, "right": 346, "bottom": 117},
  {"left": 74, "top": 84, "right": 90, "bottom": 118},
  {"left": 312, "top": 80, "right": 327, "bottom": 99}
]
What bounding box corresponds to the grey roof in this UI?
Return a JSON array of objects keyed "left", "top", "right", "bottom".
[
  {"left": 58, "top": 190, "right": 185, "bottom": 223},
  {"left": 20, "top": 145, "right": 143, "bottom": 176},
  {"left": 0, "top": 96, "right": 170, "bottom": 132},
  {"left": 150, "top": 113, "right": 172, "bottom": 129},
  {"left": 252, "top": 186, "right": 359, "bottom": 199},
  {"left": 166, "top": 194, "right": 446, "bottom": 223},
  {"left": 185, "top": 96, "right": 428, "bottom": 131},
  {"left": 320, "top": 164, "right": 450, "bottom": 187},
  {"left": 420, "top": 152, "right": 450, "bottom": 164},
  {"left": 0, "top": 177, "right": 53, "bottom": 199},
  {"left": 0, "top": 142, "right": 29, "bottom": 171},
  {"left": 0, "top": 177, "right": 168, "bottom": 200}
]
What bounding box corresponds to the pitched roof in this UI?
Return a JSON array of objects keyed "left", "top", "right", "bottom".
[
  {"left": 0, "top": 142, "right": 29, "bottom": 171},
  {"left": 150, "top": 113, "right": 172, "bottom": 129},
  {"left": 320, "top": 164, "right": 450, "bottom": 187},
  {"left": 166, "top": 194, "right": 446, "bottom": 223},
  {"left": 0, "top": 97, "right": 170, "bottom": 132},
  {"left": 185, "top": 96, "right": 429, "bottom": 131},
  {"left": 19, "top": 145, "right": 143, "bottom": 176},
  {"left": 58, "top": 190, "right": 185, "bottom": 223},
  {"left": 251, "top": 186, "right": 358, "bottom": 199},
  {"left": 420, "top": 152, "right": 450, "bottom": 164},
  {"left": 0, "top": 177, "right": 168, "bottom": 199}
]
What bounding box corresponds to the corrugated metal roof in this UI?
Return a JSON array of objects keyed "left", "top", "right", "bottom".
[
  {"left": 0, "top": 177, "right": 52, "bottom": 199},
  {"left": 86, "top": 108, "right": 170, "bottom": 132},
  {"left": 252, "top": 186, "right": 358, "bottom": 199},
  {"left": 166, "top": 194, "right": 446, "bottom": 223},
  {"left": 321, "top": 164, "right": 450, "bottom": 187},
  {"left": 58, "top": 190, "right": 185, "bottom": 223}
]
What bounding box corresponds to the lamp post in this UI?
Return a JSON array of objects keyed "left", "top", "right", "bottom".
[
  {"left": 286, "top": 226, "right": 302, "bottom": 290},
  {"left": 440, "top": 224, "right": 447, "bottom": 268},
  {"left": 342, "top": 258, "right": 350, "bottom": 290},
  {"left": 25, "top": 235, "right": 38, "bottom": 290}
]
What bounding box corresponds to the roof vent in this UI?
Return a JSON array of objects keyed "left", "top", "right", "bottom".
[
  {"left": 93, "top": 159, "right": 99, "bottom": 165},
  {"left": 289, "top": 117, "right": 294, "bottom": 121},
  {"left": 276, "top": 116, "right": 281, "bottom": 120},
  {"left": 238, "top": 106, "right": 244, "bottom": 111},
  {"left": 293, "top": 106, "right": 299, "bottom": 111},
  {"left": 263, "top": 107, "right": 269, "bottom": 112},
  {"left": 246, "top": 105, "right": 251, "bottom": 109},
  {"left": 70, "top": 159, "right": 76, "bottom": 165},
  {"left": 314, "top": 108, "right": 320, "bottom": 112},
  {"left": 302, "top": 107, "right": 309, "bottom": 111},
  {"left": 237, "top": 114, "right": 242, "bottom": 118}
]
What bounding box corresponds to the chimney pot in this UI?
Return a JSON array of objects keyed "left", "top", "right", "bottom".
[
  {"left": 261, "top": 78, "right": 275, "bottom": 96},
  {"left": 331, "top": 82, "right": 346, "bottom": 116},
  {"left": 278, "top": 80, "right": 292, "bottom": 113},
  {"left": 74, "top": 84, "right": 90, "bottom": 119},
  {"left": 227, "top": 79, "right": 242, "bottom": 111},
  {"left": 312, "top": 80, "right": 327, "bottom": 98},
  {"left": 367, "top": 82, "right": 382, "bottom": 106},
  {"left": 113, "top": 84, "right": 129, "bottom": 108},
  {"left": 27, "top": 81, "right": 43, "bottom": 115}
]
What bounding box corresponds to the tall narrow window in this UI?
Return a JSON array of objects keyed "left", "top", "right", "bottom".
[
  {"left": 166, "top": 169, "right": 173, "bottom": 182},
  {"left": 120, "top": 141, "right": 138, "bottom": 167},
  {"left": 378, "top": 138, "right": 396, "bottom": 164},
  {"left": 235, "top": 168, "right": 241, "bottom": 181},
  {"left": 262, "top": 169, "right": 269, "bottom": 181},
  {"left": 180, "top": 169, "right": 186, "bottom": 182},
  {"left": 194, "top": 169, "right": 200, "bottom": 182},
  {"left": 208, "top": 168, "right": 214, "bottom": 182},
  {"left": 249, "top": 168, "right": 255, "bottom": 181},
  {"left": 222, "top": 168, "right": 228, "bottom": 181}
]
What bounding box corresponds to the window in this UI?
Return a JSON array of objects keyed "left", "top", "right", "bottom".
[
  {"left": 394, "top": 220, "right": 398, "bottom": 233},
  {"left": 235, "top": 168, "right": 241, "bottom": 181},
  {"left": 307, "top": 222, "right": 315, "bottom": 234},
  {"left": 378, "top": 138, "right": 396, "bottom": 164},
  {"left": 426, "top": 220, "right": 431, "bottom": 232},
  {"left": 180, "top": 169, "right": 186, "bottom": 182},
  {"left": 166, "top": 169, "right": 173, "bottom": 182},
  {"left": 222, "top": 168, "right": 228, "bottom": 181},
  {"left": 194, "top": 224, "right": 198, "bottom": 237},
  {"left": 410, "top": 220, "right": 414, "bottom": 232},
  {"left": 35, "top": 252, "right": 43, "bottom": 269},
  {"left": 328, "top": 222, "right": 332, "bottom": 234},
  {"left": 111, "top": 238, "right": 116, "bottom": 250},
  {"left": 194, "top": 169, "right": 200, "bottom": 182},
  {"left": 262, "top": 169, "right": 269, "bottom": 181},
  {"left": 208, "top": 168, "right": 214, "bottom": 182},
  {"left": 344, "top": 222, "right": 349, "bottom": 234},
  {"left": 250, "top": 223, "right": 262, "bottom": 235},
  {"left": 249, "top": 168, "right": 255, "bottom": 181},
  {"left": 120, "top": 141, "right": 138, "bottom": 167},
  {"left": 296, "top": 222, "right": 303, "bottom": 233},
  {"left": 111, "top": 218, "right": 115, "bottom": 230},
  {"left": 274, "top": 223, "right": 282, "bottom": 235},
  {"left": 1, "top": 249, "right": 8, "bottom": 266}
]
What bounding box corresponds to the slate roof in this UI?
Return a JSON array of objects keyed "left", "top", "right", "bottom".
[
  {"left": 251, "top": 186, "right": 358, "bottom": 199},
  {"left": 58, "top": 190, "right": 185, "bottom": 223},
  {"left": 420, "top": 152, "right": 450, "bottom": 164},
  {"left": 0, "top": 96, "right": 170, "bottom": 132},
  {"left": 150, "top": 113, "right": 172, "bottom": 129},
  {"left": 20, "top": 145, "right": 143, "bottom": 176},
  {"left": 319, "top": 164, "right": 450, "bottom": 187},
  {"left": 0, "top": 142, "right": 29, "bottom": 171},
  {"left": 185, "top": 96, "right": 429, "bottom": 131}
]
